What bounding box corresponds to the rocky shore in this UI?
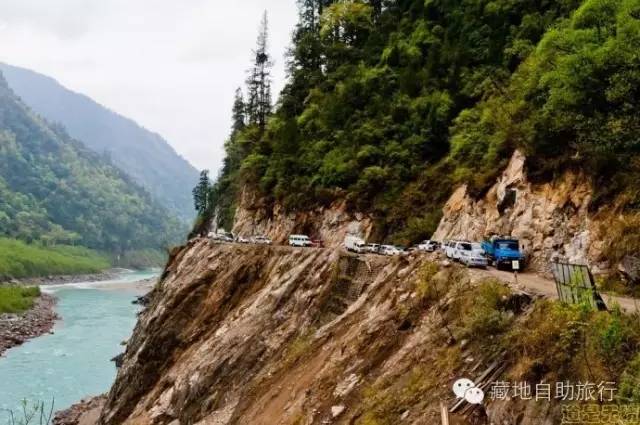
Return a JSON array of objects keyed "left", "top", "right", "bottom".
[
  {"left": 53, "top": 395, "right": 106, "bottom": 425},
  {"left": 0, "top": 293, "right": 58, "bottom": 356},
  {"left": 9, "top": 269, "right": 126, "bottom": 287}
]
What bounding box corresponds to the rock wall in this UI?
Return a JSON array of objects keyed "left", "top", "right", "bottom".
[
  {"left": 433, "top": 150, "right": 606, "bottom": 272},
  {"left": 97, "top": 241, "right": 562, "bottom": 425},
  {"left": 231, "top": 188, "right": 373, "bottom": 248}
]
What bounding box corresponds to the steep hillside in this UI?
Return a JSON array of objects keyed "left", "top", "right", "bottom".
[
  {"left": 0, "top": 63, "right": 199, "bottom": 221},
  {"left": 94, "top": 242, "right": 640, "bottom": 425},
  {"left": 202, "top": 0, "right": 639, "bottom": 273},
  {"left": 0, "top": 71, "right": 183, "bottom": 254}
]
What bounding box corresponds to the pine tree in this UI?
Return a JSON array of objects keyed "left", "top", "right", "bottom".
[
  {"left": 192, "top": 170, "right": 211, "bottom": 215},
  {"left": 246, "top": 11, "right": 273, "bottom": 130},
  {"left": 231, "top": 88, "right": 246, "bottom": 134}
]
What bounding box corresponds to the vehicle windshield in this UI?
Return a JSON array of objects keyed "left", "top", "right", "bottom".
[
  {"left": 460, "top": 243, "right": 472, "bottom": 250},
  {"left": 497, "top": 241, "right": 518, "bottom": 250}
]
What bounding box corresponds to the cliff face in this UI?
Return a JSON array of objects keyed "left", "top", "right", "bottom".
[
  {"left": 98, "top": 240, "right": 558, "bottom": 425},
  {"left": 433, "top": 151, "right": 606, "bottom": 273},
  {"left": 232, "top": 189, "right": 373, "bottom": 247}
]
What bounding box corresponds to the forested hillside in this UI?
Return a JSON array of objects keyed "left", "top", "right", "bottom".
[
  {"left": 206, "top": 0, "right": 639, "bottom": 246},
  {"left": 0, "top": 71, "right": 184, "bottom": 256},
  {"left": 0, "top": 63, "right": 199, "bottom": 222}
]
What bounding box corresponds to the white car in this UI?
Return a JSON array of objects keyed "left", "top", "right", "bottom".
[
  {"left": 452, "top": 241, "right": 473, "bottom": 261},
  {"left": 236, "top": 235, "right": 250, "bottom": 244},
  {"left": 252, "top": 235, "right": 272, "bottom": 245},
  {"left": 380, "top": 245, "right": 401, "bottom": 256},
  {"left": 344, "top": 235, "right": 367, "bottom": 253},
  {"left": 459, "top": 243, "right": 489, "bottom": 268},
  {"left": 417, "top": 240, "right": 440, "bottom": 252},
  {"left": 289, "top": 234, "right": 312, "bottom": 247},
  {"left": 445, "top": 241, "right": 460, "bottom": 258},
  {"left": 366, "top": 243, "right": 381, "bottom": 254},
  {"left": 459, "top": 243, "right": 488, "bottom": 268},
  {"left": 209, "top": 231, "right": 234, "bottom": 242}
]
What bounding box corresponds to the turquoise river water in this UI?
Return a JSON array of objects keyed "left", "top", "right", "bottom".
[{"left": 0, "top": 270, "right": 158, "bottom": 417}]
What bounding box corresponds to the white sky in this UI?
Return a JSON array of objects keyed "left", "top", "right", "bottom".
[{"left": 0, "top": 0, "right": 299, "bottom": 173}]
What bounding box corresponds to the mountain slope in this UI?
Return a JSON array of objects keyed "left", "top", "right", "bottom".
[
  {"left": 204, "top": 0, "right": 639, "bottom": 270},
  {"left": 0, "top": 71, "right": 183, "bottom": 253},
  {"left": 0, "top": 63, "right": 199, "bottom": 221}
]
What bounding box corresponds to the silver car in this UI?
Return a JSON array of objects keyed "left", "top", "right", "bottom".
[{"left": 459, "top": 242, "right": 488, "bottom": 268}]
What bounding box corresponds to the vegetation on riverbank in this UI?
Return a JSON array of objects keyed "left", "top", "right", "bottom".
[
  {"left": 0, "top": 238, "right": 110, "bottom": 279},
  {"left": 111, "top": 248, "right": 167, "bottom": 270},
  {"left": 0, "top": 285, "right": 40, "bottom": 314}
]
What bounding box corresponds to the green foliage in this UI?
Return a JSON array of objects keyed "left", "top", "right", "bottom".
[
  {"left": 506, "top": 300, "right": 640, "bottom": 383},
  {"left": 0, "top": 285, "right": 40, "bottom": 314},
  {"left": 620, "top": 353, "right": 640, "bottom": 402},
  {"left": 192, "top": 170, "right": 212, "bottom": 216},
  {"left": 112, "top": 249, "right": 167, "bottom": 269},
  {"left": 0, "top": 76, "right": 185, "bottom": 253},
  {"left": 452, "top": 0, "right": 640, "bottom": 204},
  {"left": 210, "top": 0, "right": 600, "bottom": 241},
  {"left": 0, "top": 63, "right": 199, "bottom": 222},
  {"left": 2, "top": 398, "right": 55, "bottom": 425},
  {"left": 0, "top": 238, "right": 110, "bottom": 279},
  {"left": 461, "top": 281, "right": 514, "bottom": 338}
]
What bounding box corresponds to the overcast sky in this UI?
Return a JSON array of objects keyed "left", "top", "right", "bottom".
[{"left": 0, "top": 0, "right": 299, "bottom": 173}]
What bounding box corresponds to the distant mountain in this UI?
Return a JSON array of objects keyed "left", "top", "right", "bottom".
[
  {"left": 0, "top": 71, "right": 184, "bottom": 253},
  {"left": 0, "top": 63, "right": 199, "bottom": 221}
]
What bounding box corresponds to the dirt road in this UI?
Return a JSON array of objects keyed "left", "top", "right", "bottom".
[{"left": 470, "top": 267, "right": 640, "bottom": 314}]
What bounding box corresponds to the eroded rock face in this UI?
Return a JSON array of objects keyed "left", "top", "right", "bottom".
[
  {"left": 232, "top": 188, "right": 373, "bottom": 248},
  {"left": 97, "top": 241, "right": 565, "bottom": 425},
  {"left": 433, "top": 151, "right": 605, "bottom": 273}
]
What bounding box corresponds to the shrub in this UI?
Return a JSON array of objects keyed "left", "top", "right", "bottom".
[
  {"left": 0, "top": 286, "right": 41, "bottom": 314},
  {"left": 460, "top": 281, "right": 513, "bottom": 339}
]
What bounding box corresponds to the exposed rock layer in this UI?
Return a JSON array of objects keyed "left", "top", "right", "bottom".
[
  {"left": 232, "top": 189, "right": 373, "bottom": 247},
  {"left": 433, "top": 150, "right": 605, "bottom": 273},
  {"left": 98, "top": 241, "right": 558, "bottom": 425}
]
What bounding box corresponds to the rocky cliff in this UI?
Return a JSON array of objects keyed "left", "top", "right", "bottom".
[
  {"left": 433, "top": 151, "right": 608, "bottom": 273},
  {"left": 232, "top": 189, "right": 373, "bottom": 247},
  {"left": 95, "top": 240, "right": 579, "bottom": 425}
]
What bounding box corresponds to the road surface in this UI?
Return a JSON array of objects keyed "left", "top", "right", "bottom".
[{"left": 470, "top": 267, "right": 640, "bottom": 314}]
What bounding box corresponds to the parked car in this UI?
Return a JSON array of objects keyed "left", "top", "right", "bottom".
[
  {"left": 445, "top": 240, "right": 462, "bottom": 259},
  {"left": 209, "top": 231, "right": 234, "bottom": 242},
  {"left": 311, "top": 239, "right": 325, "bottom": 248},
  {"left": 366, "top": 243, "right": 381, "bottom": 254},
  {"left": 344, "top": 235, "right": 367, "bottom": 253},
  {"left": 481, "top": 238, "right": 526, "bottom": 270},
  {"left": 236, "top": 235, "right": 251, "bottom": 244},
  {"left": 380, "top": 245, "right": 401, "bottom": 256},
  {"left": 417, "top": 240, "right": 440, "bottom": 252},
  {"left": 289, "top": 234, "right": 313, "bottom": 247},
  {"left": 252, "top": 235, "right": 272, "bottom": 245},
  {"left": 458, "top": 242, "right": 488, "bottom": 268},
  {"left": 395, "top": 245, "right": 408, "bottom": 255}
]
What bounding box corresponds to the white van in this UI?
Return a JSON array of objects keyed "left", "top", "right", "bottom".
[
  {"left": 289, "top": 234, "right": 312, "bottom": 247},
  {"left": 344, "top": 235, "right": 367, "bottom": 253}
]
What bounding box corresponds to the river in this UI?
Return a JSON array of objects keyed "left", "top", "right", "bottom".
[{"left": 0, "top": 270, "right": 158, "bottom": 417}]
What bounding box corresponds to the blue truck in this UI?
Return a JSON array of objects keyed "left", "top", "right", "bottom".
[{"left": 481, "top": 238, "right": 526, "bottom": 271}]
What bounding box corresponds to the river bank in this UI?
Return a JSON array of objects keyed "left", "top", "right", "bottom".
[
  {"left": 0, "top": 270, "right": 159, "bottom": 417},
  {"left": 8, "top": 269, "right": 127, "bottom": 287},
  {"left": 0, "top": 272, "right": 157, "bottom": 358},
  {"left": 0, "top": 293, "right": 58, "bottom": 356}
]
